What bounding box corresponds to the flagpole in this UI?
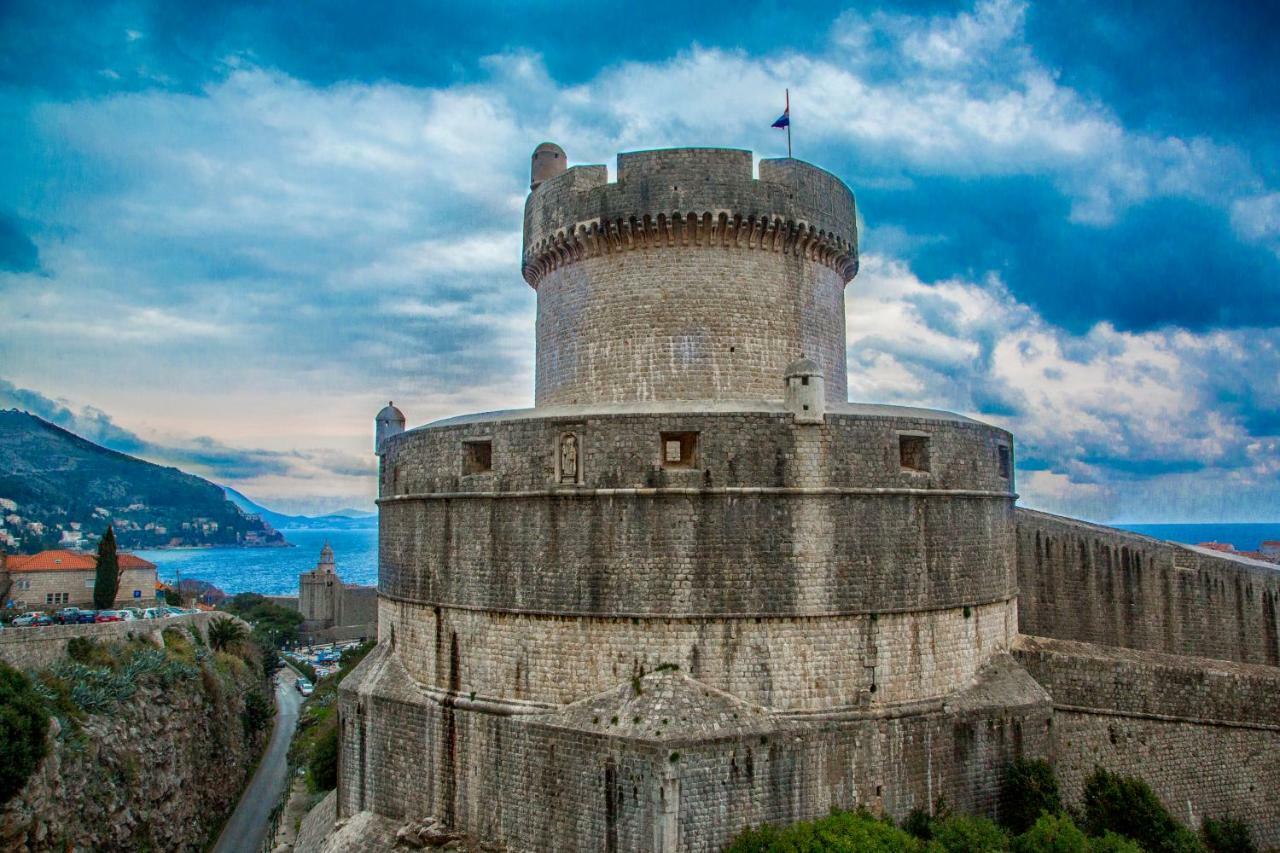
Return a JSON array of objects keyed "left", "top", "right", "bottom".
[{"left": 786, "top": 88, "right": 792, "bottom": 158}]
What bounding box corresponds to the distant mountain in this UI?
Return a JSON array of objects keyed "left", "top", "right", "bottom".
[
  {"left": 223, "top": 487, "right": 377, "bottom": 530},
  {"left": 0, "top": 410, "right": 288, "bottom": 552}
]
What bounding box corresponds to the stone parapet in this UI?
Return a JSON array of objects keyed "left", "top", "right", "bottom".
[
  {"left": 0, "top": 611, "right": 226, "bottom": 670},
  {"left": 1015, "top": 508, "right": 1280, "bottom": 666}
]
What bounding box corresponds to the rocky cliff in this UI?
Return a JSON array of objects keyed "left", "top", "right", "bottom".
[{"left": 0, "top": 624, "right": 272, "bottom": 850}]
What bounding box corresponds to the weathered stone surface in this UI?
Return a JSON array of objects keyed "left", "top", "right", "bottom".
[
  {"left": 321, "top": 147, "right": 1280, "bottom": 852},
  {"left": 0, "top": 633, "right": 267, "bottom": 851}
]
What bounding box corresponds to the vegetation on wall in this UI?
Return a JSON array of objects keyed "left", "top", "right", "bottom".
[
  {"left": 724, "top": 763, "right": 1258, "bottom": 853},
  {"left": 287, "top": 641, "right": 374, "bottom": 794},
  {"left": 1, "top": 628, "right": 277, "bottom": 850},
  {"left": 0, "top": 663, "right": 50, "bottom": 805}
]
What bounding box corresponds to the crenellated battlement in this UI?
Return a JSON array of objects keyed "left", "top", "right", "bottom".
[
  {"left": 521, "top": 146, "right": 860, "bottom": 406},
  {"left": 522, "top": 147, "right": 858, "bottom": 288}
]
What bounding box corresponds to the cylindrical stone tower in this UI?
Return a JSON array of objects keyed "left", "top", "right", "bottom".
[
  {"left": 345, "top": 146, "right": 1032, "bottom": 853},
  {"left": 522, "top": 147, "right": 859, "bottom": 406}
]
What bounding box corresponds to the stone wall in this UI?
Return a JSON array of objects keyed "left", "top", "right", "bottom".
[
  {"left": 1015, "top": 508, "right": 1280, "bottom": 666},
  {"left": 380, "top": 597, "right": 1017, "bottom": 713},
  {"left": 521, "top": 149, "right": 858, "bottom": 406},
  {"left": 0, "top": 619, "right": 268, "bottom": 851},
  {"left": 379, "top": 408, "right": 1016, "bottom": 618},
  {"left": 0, "top": 611, "right": 218, "bottom": 669},
  {"left": 1014, "top": 635, "right": 1280, "bottom": 844},
  {"left": 338, "top": 646, "right": 1050, "bottom": 852}
]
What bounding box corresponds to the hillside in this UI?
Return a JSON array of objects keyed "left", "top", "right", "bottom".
[{"left": 0, "top": 410, "right": 287, "bottom": 551}]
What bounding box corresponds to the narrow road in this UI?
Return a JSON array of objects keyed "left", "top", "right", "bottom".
[{"left": 214, "top": 666, "right": 304, "bottom": 853}]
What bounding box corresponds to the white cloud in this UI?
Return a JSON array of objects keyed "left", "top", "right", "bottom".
[{"left": 846, "top": 254, "right": 1280, "bottom": 522}]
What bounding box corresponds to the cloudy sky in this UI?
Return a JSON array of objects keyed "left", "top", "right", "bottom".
[{"left": 1, "top": 0, "right": 1277, "bottom": 521}]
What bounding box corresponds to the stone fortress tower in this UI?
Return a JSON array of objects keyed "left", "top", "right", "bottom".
[{"left": 327, "top": 145, "right": 1280, "bottom": 852}]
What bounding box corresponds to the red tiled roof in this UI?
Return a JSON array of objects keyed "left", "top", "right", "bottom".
[{"left": 5, "top": 549, "right": 155, "bottom": 572}]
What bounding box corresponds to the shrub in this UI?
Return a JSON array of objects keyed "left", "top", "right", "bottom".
[
  {"left": 930, "top": 813, "right": 1009, "bottom": 852},
  {"left": 1013, "top": 813, "right": 1089, "bottom": 853},
  {"left": 308, "top": 722, "right": 339, "bottom": 791},
  {"left": 1201, "top": 817, "right": 1255, "bottom": 853},
  {"left": 726, "top": 808, "right": 925, "bottom": 852},
  {"left": 1081, "top": 768, "right": 1205, "bottom": 853},
  {"left": 1003, "top": 759, "right": 1064, "bottom": 834},
  {"left": 904, "top": 808, "right": 936, "bottom": 840},
  {"left": 1089, "top": 833, "right": 1145, "bottom": 853},
  {"left": 0, "top": 663, "right": 50, "bottom": 805},
  {"left": 66, "top": 637, "right": 113, "bottom": 668}
]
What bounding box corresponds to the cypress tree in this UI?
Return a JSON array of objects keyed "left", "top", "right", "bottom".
[{"left": 93, "top": 526, "right": 120, "bottom": 610}]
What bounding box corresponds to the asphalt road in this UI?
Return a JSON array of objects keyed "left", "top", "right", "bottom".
[{"left": 213, "top": 666, "right": 304, "bottom": 853}]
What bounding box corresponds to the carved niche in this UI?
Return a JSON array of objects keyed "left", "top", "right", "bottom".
[{"left": 558, "top": 432, "right": 580, "bottom": 484}]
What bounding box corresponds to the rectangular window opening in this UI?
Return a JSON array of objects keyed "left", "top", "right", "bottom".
[
  {"left": 462, "top": 439, "right": 493, "bottom": 475},
  {"left": 899, "top": 434, "right": 930, "bottom": 473},
  {"left": 660, "top": 431, "right": 698, "bottom": 469},
  {"left": 997, "top": 445, "right": 1011, "bottom": 479}
]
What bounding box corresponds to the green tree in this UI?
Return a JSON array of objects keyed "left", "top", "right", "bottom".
[
  {"left": 1081, "top": 768, "right": 1205, "bottom": 853},
  {"left": 207, "top": 616, "right": 248, "bottom": 652},
  {"left": 1201, "top": 817, "right": 1255, "bottom": 853},
  {"left": 92, "top": 525, "right": 121, "bottom": 610},
  {"left": 1002, "top": 758, "right": 1064, "bottom": 834},
  {"left": 0, "top": 662, "right": 50, "bottom": 805},
  {"left": 929, "top": 813, "right": 1009, "bottom": 852},
  {"left": 309, "top": 723, "right": 339, "bottom": 791}
]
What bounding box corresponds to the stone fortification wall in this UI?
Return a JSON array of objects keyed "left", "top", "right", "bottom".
[
  {"left": 338, "top": 647, "right": 1050, "bottom": 853},
  {"left": 379, "top": 597, "right": 1016, "bottom": 713},
  {"left": 0, "top": 611, "right": 218, "bottom": 669},
  {"left": 522, "top": 149, "right": 858, "bottom": 406},
  {"left": 1015, "top": 508, "right": 1280, "bottom": 666},
  {"left": 1014, "top": 636, "right": 1280, "bottom": 844},
  {"left": 379, "top": 408, "right": 1015, "bottom": 618}
]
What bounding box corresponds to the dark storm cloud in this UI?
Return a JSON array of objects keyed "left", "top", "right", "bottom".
[
  {"left": 861, "top": 177, "right": 1280, "bottom": 333},
  {"left": 1028, "top": 1, "right": 1280, "bottom": 149},
  {"left": 1, "top": 0, "right": 1276, "bottom": 519}
]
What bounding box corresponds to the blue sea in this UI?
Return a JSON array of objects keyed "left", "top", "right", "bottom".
[
  {"left": 135, "top": 528, "right": 377, "bottom": 597},
  {"left": 1114, "top": 522, "right": 1280, "bottom": 552},
  {"left": 133, "top": 521, "right": 1279, "bottom": 597}
]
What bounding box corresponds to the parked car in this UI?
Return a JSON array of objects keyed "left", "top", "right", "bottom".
[
  {"left": 56, "top": 607, "right": 95, "bottom": 625},
  {"left": 141, "top": 608, "right": 163, "bottom": 620},
  {"left": 94, "top": 610, "right": 124, "bottom": 623},
  {"left": 296, "top": 679, "right": 314, "bottom": 697},
  {"left": 77, "top": 610, "right": 98, "bottom": 624}
]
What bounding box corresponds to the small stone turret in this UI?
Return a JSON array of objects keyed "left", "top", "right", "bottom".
[
  {"left": 530, "top": 142, "right": 566, "bottom": 190},
  {"left": 784, "top": 357, "right": 825, "bottom": 423},
  {"left": 375, "top": 402, "right": 405, "bottom": 456}
]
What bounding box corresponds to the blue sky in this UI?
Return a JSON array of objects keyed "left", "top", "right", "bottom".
[{"left": 0, "top": 0, "right": 1277, "bottom": 520}]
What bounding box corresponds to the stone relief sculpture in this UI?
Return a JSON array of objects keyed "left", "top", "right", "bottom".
[{"left": 559, "top": 432, "right": 578, "bottom": 483}]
